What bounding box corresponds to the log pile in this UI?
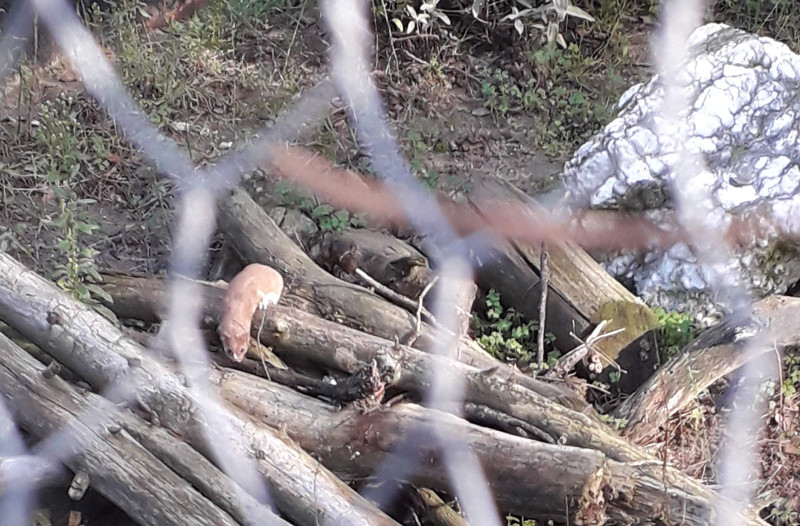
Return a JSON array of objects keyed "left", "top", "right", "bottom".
[{"left": 0, "top": 166, "right": 789, "bottom": 525}]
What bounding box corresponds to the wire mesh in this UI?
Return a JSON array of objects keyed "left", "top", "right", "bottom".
[{"left": 0, "top": 0, "right": 782, "bottom": 524}]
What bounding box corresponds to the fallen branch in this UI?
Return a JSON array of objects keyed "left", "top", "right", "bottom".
[
  {"left": 537, "top": 243, "right": 549, "bottom": 366},
  {"left": 0, "top": 253, "right": 399, "bottom": 526},
  {"left": 216, "top": 368, "right": 768, "bottom": 525},
  {"left": 98, "top": 270, "right": 590, "bottom": 412},
  {"left": 97, "top": 273, "right": 692, "bottom": 464},
  {"left": 355, "top": 267, "right": 436, "bottom": 324},
  {"left": 470, "top": 178, "right": 658, "bottom": 366},
  {"left": 218, "top": 187, "right": 420, "bottom": 343},
  {"left": 614, "top": 295, "right": 800, "bottom": 442},
  {"left": 0, "top": 332, "right": 243, "bottom": 526}
]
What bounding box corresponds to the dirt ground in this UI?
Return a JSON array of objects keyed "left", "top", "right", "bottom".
[{"left": 1, "top": 0, "right": 799, "bottom": 524}]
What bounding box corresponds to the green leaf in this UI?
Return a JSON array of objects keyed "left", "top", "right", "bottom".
[
  {"left": 87, "top": 283, "right": 114, "bottom": 304},
  {"left": 569, "top": 91, "right": 586, "bottom": 105},
  {"left": 75, "top": 221, "right": 98, "bottom": 234},
  {"left": 312, "top": 205, "right": 333, "bottom": 218},
  {"left": 75, "top": 282, "right": 90, "bottom": 297},
  {"left": 565, "top": 4, "right": 595, "bottom": 22},
  {"left": 85, "top": 266, "right": 103, "bottom": 283}
]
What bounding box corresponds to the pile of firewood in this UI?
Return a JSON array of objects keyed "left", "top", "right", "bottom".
[{"left": 2, "top": 163, "right": 797, "bottom": 525}]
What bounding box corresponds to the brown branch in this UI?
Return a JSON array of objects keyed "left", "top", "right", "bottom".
[
  {"left": 537, "top": 244, "right": 549, "bottom": 366},
  {"left": 266, "top": 144, "right": 789, "bottom": 252},
  {"left": 355, "top": 267, "right": 436, "bottom": 323},
  {"left": 217, "top": 368, "right": 768, "bottom": 525},
  {"left": 0, "top": 333, "right": 247, "bottom": 526},
  {"left": 614, "top": 295, "right": 800, "bottom": 442},
  {"left": 0, "top": 254, "right": 399, "bottom": 526}
]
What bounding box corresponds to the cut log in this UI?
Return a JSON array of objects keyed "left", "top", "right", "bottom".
[
  {"left": 215, "top": 368, "right": 768, "bottom": 526},
  {"left": 0, "top": 332, "right": 241, "bottom": 526},
  {"left": 96, "top": 274, "right": 594, "bottom": 417},
  {"left": 614, "top": 295, "right": 800, "bottom": 442},
  {"left": 95, "top": 274, "right": 703, "bottom": 464},
  {"left": 115, "top": 403, "right": 291, "bottom": 526},
  {"left": 218, "top": 187, "right": 420, "bottom": 341},
  {"left": 470, "top": 179, "right": 659, "bottom": 359},
  {"left": 0, "top": 253, "right": 399, "bottom": 526},
  {"left": 265, "top": 144, "right": 659, "bottom": 371},
  {"left": 99, "top": 273, "right": 588, "bottom": 411},
  {"left": 308, "top": 228, "right": 435, "bottom": 301}
]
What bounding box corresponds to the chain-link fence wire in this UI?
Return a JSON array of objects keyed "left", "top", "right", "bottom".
[{"left": 0, "top": 0, "right": 776, "bottom": 523}]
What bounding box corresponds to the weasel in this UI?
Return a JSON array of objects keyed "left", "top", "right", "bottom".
[{"left": 218, "top": 263, "right": 284, "bottom": 362}]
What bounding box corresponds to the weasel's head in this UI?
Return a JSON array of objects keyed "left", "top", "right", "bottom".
[{"left": 218, "top": 321, "right": 250, "bottom": 362}]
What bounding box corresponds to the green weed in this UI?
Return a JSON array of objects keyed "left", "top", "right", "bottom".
[
  {"left": 35, "top": 97, "right": 115, "bottom": 317},
  {"left": 276, "top": 180, "right": 365, "bottom": 232},
  {"left": 479, "top": 44, "right": 615, "bottom": 158},
  {"left": 472, "top": 289, "right": 558, "bottom": 370},
  {"left": 653, "top": 307, "right": 697, "bottom": 362}
]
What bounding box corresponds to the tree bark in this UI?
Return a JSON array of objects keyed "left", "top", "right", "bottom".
[
  {"left": 217, "top": 187, "right": 420, "bottom": 341},
  {"left": 97, "top": 274, "right": 605, "bottom": 439},
  {"left": 469, "top": 178, "right": 659, "bottom": 364},
  {"left": 614, "top": 295, "right": 800, "bottom": 442},
  {"left": 0, "top": 253, "right": 399, "bottom": 526},
  {"left": 215, "top": 367, "right": 768, "bottom": 526},
  {"left": 99, "top": 272, "right": 589, "bottom": 412},
  {"left": 0, "top": 332, "right": 241, "bottom": 526}
]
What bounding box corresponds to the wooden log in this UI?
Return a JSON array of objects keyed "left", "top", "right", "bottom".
[
  {"left": 218, "top": 187, "right": 420, "bottom": 340},
  {"left": 102, "top": 275, "right": 596, "bottom": 412},
  {"left": 469, "top": 179, "right": 659, "bottom": 369},
  {"left": 95, "top": 273, "right": 716, "bottom": 465},
  {"left": 0, "top": 253, "right": 399, "bottom": 526},
  {"left": 215, "top": 368, "right": 768, "bottom": 526},
  {"left": 115, "top": 404, "right": 291, "bottom": 526},
  {"left": 0, "top": 332, "right": 241, "bottom": 526},
  {"left": 308, "top": 228, "right": 435, "bottom": 301},
  {"left": 97, "top": 278, "right": 600, "bottom": 438},
  {"left": 614, "top": 295, "right": 800, "bottom": 442}
]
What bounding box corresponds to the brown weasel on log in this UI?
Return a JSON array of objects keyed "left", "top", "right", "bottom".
[{"left": 218, "top": 264, "right": 284, "bottom": 362}]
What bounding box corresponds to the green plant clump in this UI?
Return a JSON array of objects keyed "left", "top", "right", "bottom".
[
  {"left": 472, "top": 289, "right": 558, "bottom": 370},
  {"left": 781, "top": 350, "right": 800, "bottom": 398},
  {"left": 654, "top": 307, "right": 696, "bottom": 362},
  {"left": 480, "top": 44, "right": 614, "bottom": 158},
  {"left": 275, "top": 180, "right": 366, "bottom": 232},
  {"left": 35, "top": 97, "right": 115, "bottom": 316}
]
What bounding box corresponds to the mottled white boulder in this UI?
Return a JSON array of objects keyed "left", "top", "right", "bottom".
[{"left": 564, "top": 23, "right": 800, "bottom": 325}]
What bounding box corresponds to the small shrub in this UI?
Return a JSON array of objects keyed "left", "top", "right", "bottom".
[{"left": 654, "top": 307, "right": 697, "bottom": 362}]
